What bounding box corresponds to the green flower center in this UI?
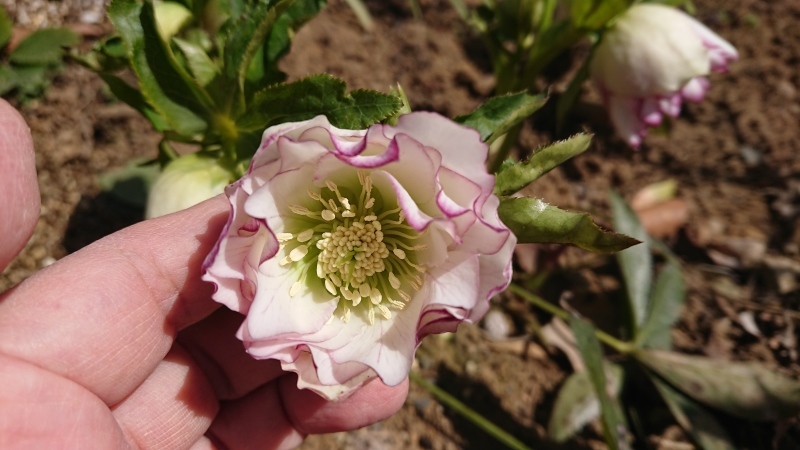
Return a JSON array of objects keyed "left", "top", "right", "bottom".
[{"left": 278, "top": 171, "right": 426, "bottom": 324}]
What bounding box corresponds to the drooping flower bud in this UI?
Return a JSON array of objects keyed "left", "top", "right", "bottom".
[
  {"left": 145, "top": 153, "right": 231, "bottom": 219},
  {"left": 590, "top": 4, "right": 738, "bottom": 148}
]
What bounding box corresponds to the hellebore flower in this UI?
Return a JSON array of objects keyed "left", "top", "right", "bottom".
[
  {"left": 146, "top": 153, "right": 231, "bottom": 219},
  {"left": 202, "top": 113, "right": 516, "bottom": 400},
  {"left": 590, "top": 4, "right": 738, "bottom": 148}
]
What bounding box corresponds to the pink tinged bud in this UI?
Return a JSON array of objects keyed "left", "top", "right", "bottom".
[
  {"left": 201, "top": 113, "right": 516, "bottom": 400},
  {"left": 589, "top": 4, "right": 737, "bottom": 148}
]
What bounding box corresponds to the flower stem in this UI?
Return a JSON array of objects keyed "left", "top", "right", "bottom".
[
  {"left": 488, "top": 122, "right": 523, "bottom": 173},
  {"left": 409, "top": 371, "right": 532, "bottom": 450},
  {"left": 508, "top": 284, "right": 634, "bottom": 354}
]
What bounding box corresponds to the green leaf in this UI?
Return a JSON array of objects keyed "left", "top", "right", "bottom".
[
  {"left": 569, "top": 316, "right": 629, "bottom": 450},
  {"left": 498, "top": 197, "right": 639, "bottom": 253},
  {"left": 636, "top": 262, "right": 685, "bottom": 349},
  {"left": 262, "top": 0, "right": 327, "bottom": 84},
  {"left": 494, "top": 133, "right": 592, "bottom": 196},
  {"left": 609, "top": 190, "right": 652, "bottom": 330},
  {"left": 237, "top": 74, "right": 402, "bottom": 130},
  {"left": 454, "top": 90, "right": 548, "bottom": 144},
  {"left": 109, "top": 0, "right": 209, "bottom": 136},
  {"left": 9, "top": 28, "right": 80, "bottom": 66},
  {"left": 222, "top": 0, "right": 295, "bottom": 110},
  {"left": 0, "top": 65, "right": 19, "bottom": 96},
  {"left": 99, "top": 74, "right": 169, "bottom": 132},
  {"left": 649, "top": 375, "right": 735, "bottom": 450},
  {"left": 98, "top": 157, "right": 161, "bottom": 207},
  {"left": 637, "top": 350, "right": 800, "bottom": 421},
  {"left": 0, "top": 7, "right": 12, "bottom": 49},
  {"left": 173, "top": 37, "right": 218, "bottom": 86},
  {"left": 548, "top": 363, "right": 624, "bottom": 443}
]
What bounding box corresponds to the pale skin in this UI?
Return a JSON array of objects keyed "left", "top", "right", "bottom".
[{"left": 0, "top": 99, "right": 408, "bottom": 449}]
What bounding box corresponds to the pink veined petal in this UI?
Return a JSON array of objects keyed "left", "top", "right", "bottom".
[
  {"left": 681, "top": 77, "right": 710, "bottom": 103},
  {"left": 640, "top": 97, "right": 663, "bottom": 126},
  {"left": 608, "top": 96, "right": 647, "bottom": 149}
]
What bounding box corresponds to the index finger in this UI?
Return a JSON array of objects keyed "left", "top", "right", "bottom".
[{"left": 0, "top": 196, "right": 229, "bottom": 405}]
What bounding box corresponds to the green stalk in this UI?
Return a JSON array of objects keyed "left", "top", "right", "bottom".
[
  {"left": 409, "top": 372, "right": 532, "bottom": 450},
  {"left": 488, "top": 122, "right": 523, "bottom": 173},
  {"left": 537, "top": 0, "right": 557, "bottom": 33},
  {"left": 508, "top": 284, "right": 635, "bottom": 354}
]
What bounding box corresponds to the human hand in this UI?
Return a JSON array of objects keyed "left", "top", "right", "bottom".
[{"left": 0, "top": 99, "right": 408, "bottom": 449}]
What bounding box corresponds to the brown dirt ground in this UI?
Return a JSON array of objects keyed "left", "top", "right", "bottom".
[{"left": 2, "top": 0, "right": 799, "bottom": 448}]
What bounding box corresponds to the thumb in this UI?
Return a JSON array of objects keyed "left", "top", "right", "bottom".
[{"left": 0, "top": 100, "right": 40, "bottom": 272}]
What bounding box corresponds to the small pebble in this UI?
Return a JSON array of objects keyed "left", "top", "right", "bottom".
[{"left": 483, "top": 309, "right": 514, "bottom": 340}]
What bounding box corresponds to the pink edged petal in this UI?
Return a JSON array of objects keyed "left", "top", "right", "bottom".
[
  {"left": 203, "top": 184, "right": 280, "bottom": 313},
  {"left": 244, "top": 257, "right": 339, "bottom": 340},
  {"left": 417, "top": 310, "right": 463, "bottom": 339},
  {"left": 690, "top": 21, "right": 739, "bottom": 64},
  {"left": 276, "top": 136, "right": 330, "bottom": 173},
  {"left": 334, "top": 135, "right": 400, "bottom": 168},
  {"left": 307, "top": 349, "right": 372, "bottom": 386},
  {"left": 370, "top": 170, "right": 435, "bottom": 231},
  {"left": 250, "top": 115, "right": 335, "bottom": 170},
  {"left": 391, "top": 112, "right": 495, "bottom": 194},
  {"left": 681, "top": 77, "right": 709, "bottom": 103},
  {"left": 473, "top": 235, "right": 516, "bottom": 321},
  {"left": 283, "top": 352, "right": 378, "bottom": 401},
  {"left": 297, "top": 124, "right": 369, "bottom": 156},
  {"left": 244, "top": 164, "right": 317, "bottom": 224},
  {"left": 658, "top": 93, "right": 683, "bottom": 118},
  {"left": 307, "top": 286, "right": 428, "bottom": 387},
  {"left": 608, "top": 96, "right": 647, "bottom": 149},
  {"left": 640, "top": 98, "right": 663, "bottom": 126}
]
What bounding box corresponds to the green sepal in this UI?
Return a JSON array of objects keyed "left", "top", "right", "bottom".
[
  {"left": 498, "top": 197, "right": 639, "bottom": 253},
  {"left": 494, "top": 133, "right": 592, "bottom": 196}
]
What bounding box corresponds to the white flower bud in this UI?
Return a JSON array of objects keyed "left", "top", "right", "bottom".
[
  {"left": 145, "top": 153, "right": 231, "bottom": 219},
  {"left": 590, "top": 4, "right": 738, "bottom": 148}
]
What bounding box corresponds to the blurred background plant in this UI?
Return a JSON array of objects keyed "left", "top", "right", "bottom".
[
  {"left": 74, "top": 0, "right": 403, "bottom": 216},
  {"left": 0, "top": 7, "right": 80, "bottom": 102}
]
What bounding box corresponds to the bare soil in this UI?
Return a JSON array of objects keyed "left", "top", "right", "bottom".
[{"left": 2, "top": 0, "right": 798, "bottom": 448}]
